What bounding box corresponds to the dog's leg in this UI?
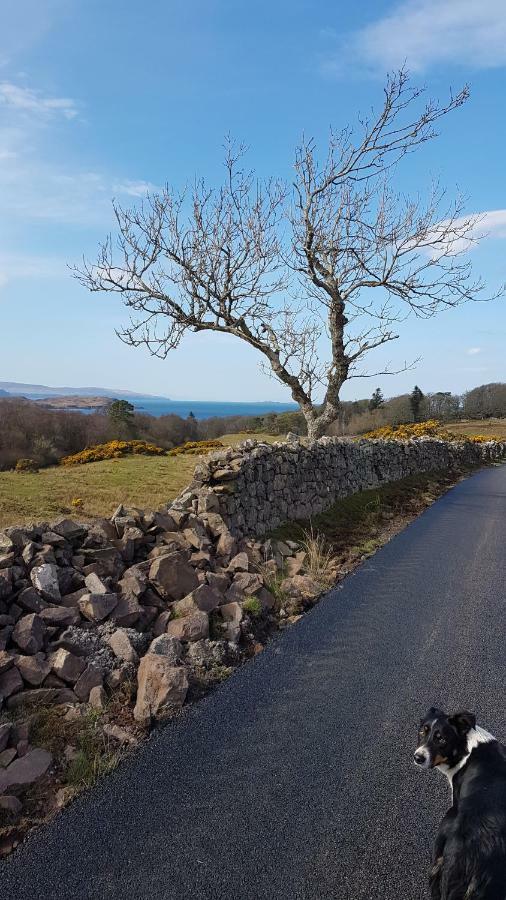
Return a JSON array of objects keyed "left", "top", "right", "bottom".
[{"left": 429, "top": 856, "right": 443, "bottom": 900}]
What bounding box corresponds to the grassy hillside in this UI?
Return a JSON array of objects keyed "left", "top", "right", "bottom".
[
  {"left": 0, "top": 433, "right": 277, "bottom": 528},
  {"left": 446, "top": 419, "right": 506, "bottom": 440}
]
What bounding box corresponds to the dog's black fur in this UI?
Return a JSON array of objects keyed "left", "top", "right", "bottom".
[{"left": 415, "top": 708, "right": 506, "bottom": 899}]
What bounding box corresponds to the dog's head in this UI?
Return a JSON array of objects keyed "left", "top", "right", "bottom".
[{"left": 414, "top": 707, "right": 476, "bottom": 770}]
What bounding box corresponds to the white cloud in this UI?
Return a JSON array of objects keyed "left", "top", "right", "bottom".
[
  {"left": 0, "top": 81, "right": 77, "bottom": 119},
  {"left": 335, "top": 0, "right": 506, "bottom": 74},
  {"left": 421, "top": 209, "right": 506, "bottom": 258},
  {"left": 467, "top": 347, "right": 482, "bottom": 355},
  {"left": 112, "top": 179, "right": 160, "bottom": 198}
]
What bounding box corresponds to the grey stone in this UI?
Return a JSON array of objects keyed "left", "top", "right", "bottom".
[
  {"left": 78, "top": 593, "right": 117, "bottom": 623},
  {"left": 149, "top": 552, "right": 199, "bottom": 602},
  {"left": 12, "top": 614, "right": 45, "bottom": 655},
  {"left": 0, "top": 748, "right": 52, "bottom": 795},
  {"left": 30, "top": 563, "right": 61, "bottom": 602},
  {"left": 133, "top": 654, "right": 188, "bottom": 726}
]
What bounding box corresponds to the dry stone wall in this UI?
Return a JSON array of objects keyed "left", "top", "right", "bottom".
[{"left": 173, "top": 436, "right": 506, "bottom": 537}]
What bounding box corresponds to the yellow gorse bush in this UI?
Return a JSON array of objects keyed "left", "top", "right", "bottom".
[
  {"left": 60, "top": 440, "right": 165, "bottom": 466},
  {"left": 363, "top": 420, "right": 501, "bottom": 443},
  {"left": 168, "top": 440, "right": 224, "bottom": 456}
]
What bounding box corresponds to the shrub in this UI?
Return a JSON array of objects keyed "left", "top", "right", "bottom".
[
  {"left": 167, "top": 439, "right": 224, "bottom": 456},
  {"left": 363, "top": 420, "right": 502, "bottom": 443},
  {"left": 15, "top": 458, "right": 39, "bottom": 473},
  {"left": 242, "top": 597, "right": 263, "bottom": 618},
  {"left": 60, "top": 439, "right": 165, "bottom": 466}
]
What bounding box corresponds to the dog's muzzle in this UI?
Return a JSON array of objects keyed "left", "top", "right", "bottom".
[{"left": 414, "top": 748, "right": 431, "bottom": 768}]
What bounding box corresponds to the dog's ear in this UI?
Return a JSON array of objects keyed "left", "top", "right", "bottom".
[
  {"left": 419, "top": 706, "right": 442, "bottom": 724},
  {"left": 449, "top": 711, "right": 476, "bottom": 735}
]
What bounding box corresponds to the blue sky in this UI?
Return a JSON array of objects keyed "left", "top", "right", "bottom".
[{"left": 1, "top": 0, "right": 505, "bottom": 401}]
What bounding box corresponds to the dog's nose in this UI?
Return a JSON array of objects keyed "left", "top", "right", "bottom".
[{"left": 414, "top": 751, "right": 426, "bottom": 766}]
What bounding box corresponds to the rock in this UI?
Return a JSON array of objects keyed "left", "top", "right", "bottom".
[
  {"left": 280, "top": 574, "right": 320, "bottom": 600},
  {"left": 14, "top": 653, "right": 51, "bottom": 686},
  {"left": 50, "top": 648, "right": 86, "bottom": 684},
  {"left": 284, "top": 551, "right": 306, "bottom": 577},
  {"left": 225, "top": 572, "right": 263, "bottom": 602},
  {"left": 0, "top": 666, "right": 24, "bottom": 699},
  {"left": 216, "top": 530, "right": 237, "bottom": 558},
  {"left": 78, "top": 593, "right": 117, "bottom": 623},
  {"left": 30, "top": 563, "right": 61, "bottom": 603},
  {"left": 172, "top": 584, "right": 222, "bottom": 616},
  {"left": 147, "top": 634, "right": 182, "bottom": 664},
  {"left": 102, "top": 724, "right": 138, "bottom": 745},
  {"left": 12, "top": 610, "right": 44, "bottom": 654},
  {"left": 0, "top": 795, "right": 22, "bottom": 816},
  {"left": 0, "top": 569, "right": 13, "bottom": 601},
  {"left": 0, "top": 723, "right": 11, "bottom": 753},
  {"left": 206, "top": 572, "right": 230, "bottom": 594},
  {"left": 149, "top": 553, "right": 199, "bottom": 602},
  {"left": 6, "top": 687, "right": 76, "bottom": 710},
  {"left": 17, "top": 587, "right": 48, "bottom": 614},
  {"left": 107, "top": 629, "right": 139, "bottom": 665},
  {"left": 52, "top": 519, "right": 87, "bottom": 542},
  {"left": 0, "top": 749, "right": 16, "bottom": 768},
  {"left": 16, "top": 740, "right": 30, "bottom": 758},
  {"left": 0, "top": 748, "right": 52, "bottom": 795},
  {"left": 227, "top": 552, "right": 249, "bottom": 573},
  {"left": 88, "top": 685, "right": 107, "bottom": 709},
  {"left": 0, "top": 652, "right": 13, "bottom": 675},
  {"left": 74, "top": 664, "right": 103, "bottom": 702},
  {"left": 185, "top": 639, "right": 227, "bottom": 670},
  {"left": 133, "top": 654, "right": 188, "bottom": 726},
  {"left": 39, "top": 606, "right": 80, "bottom": 627},
  {"left": 256, "top": 587, "right": 276, "bottom": 611},
  {"left": 84, "top": 573, "right": 109, "bottom": 594},
  {"left": 219, "top": 602, "right": 243, "bottom": 643},
  {"left": 59, "top": 588, "right": 87, "bottom": 608},
  {"left": 109, "top": 592, "right": 142, "bottom": 628},
  {"left": 166, "top": 611, "right": 209, "bottom": 643},
  {"left": 153, "top": 610, "right": 171, "bottom": 636},
  {"left": 0, "top": 533, "right": 14, "bottom": 554}
]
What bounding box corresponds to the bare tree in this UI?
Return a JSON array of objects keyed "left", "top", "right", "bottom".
[{"left": 76, "top": 70, "right": 500, "bottom": 440}]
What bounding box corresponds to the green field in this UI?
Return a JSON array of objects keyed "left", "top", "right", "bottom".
[
  {"left": 446, "top": 419, "right": 506, "bottom": 440},
  {"left": 0, "top": 433, "right": 277, "bottom": 528}
]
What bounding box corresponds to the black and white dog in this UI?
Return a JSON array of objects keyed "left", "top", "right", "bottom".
[{"left": 415, "top": 707, "right": 506, "bottom": 899}]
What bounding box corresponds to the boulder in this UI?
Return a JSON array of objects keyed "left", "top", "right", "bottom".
[
  {"left": 147, "top": 634, "right": 182, "bottom": 664},
  {"left": 78, "top": 593, "right": 117, "bottom": 623},
  {"left": 166, "top": 611, "right": 209, "bottom": 643},
  {"left": 284, "top": 551, "right": 306, "bottom": 577},
  {"left": 102, "top": 724, "right": 138, "bottom": 745},
  {"left": 227, "top": 552, "right": 249, "bottom": 573},
  {"left": 52, "top": 519, "right": 87, "bottom": 542},
  {"left": 50, "top": 648, "right": 86, "bottom": 684},
  {"left": 74, "top": 664, "right": 103, "bottom": 702},
  {"left": 17, "top": 587, "right": 48, "bottom": 614},
  {"left": 172, "top": 584, "right": 222, "bottom": 617},
  {"left": 0, "top": 749, "right": 17, "bottom": 768},
  {"left": 30, "top": 563, "right": 61, "bottom": 603},
  {"left": 0, "top": 569, "right": 13, "bottom": 601},
  {"left": 84, "top": 573, "right": 109, "bottom": 594},
  {"left": 0, "top": 652, "right": 13, "bottom": 675},
  {"left": 0, "top": 723, "right": 11, "bottom": 753},
  {"left": 6, "top": 687, "right": 76, "bottom": 710},
  {"left": 149, "top": 553, "right": 199, "bottom": 602},
  {"left": 14, "top": 653, "right": 51, "bottom": 686},
  {"left": 0, "top": 666, "right": 23, "bottom": 699},
  {"left": 216, "top": 530, "right": 237, "bottom": 558},
  {"left": 39, "top": 606, "right": 80, "bottom": 627},
  {"left": 12, "top": 614, "right": 45, "bottom": 655},
  {"left": 110, "top": 592, "right": 142, "bottom": 628},
  {"left": 280, "top": 574, "right": 320, "bottom": 600},
  {"left": 0, "top": 795, "right": 22, "bottom": 816},
  {"left": 219, "top": 602, "right": 243, "bottom": 643},
  {"left": 107, "top": 629, "right": 139, "bottom": 665},
  {"left": 133, "top": 654, "right": 188, "bottom": 726},
  {"left": 88, "top": 685, "right": 107, "bottom": 709},
  {"left": 185, "top": 639, "right": 227, "bottom": 670},
  {"left": 0, "top": 748, "right": 52, "bottom": 795}
]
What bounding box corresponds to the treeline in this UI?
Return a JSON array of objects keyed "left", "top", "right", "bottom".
[{"left": 1, "top": 382, "right": 505, "bottom": 470}]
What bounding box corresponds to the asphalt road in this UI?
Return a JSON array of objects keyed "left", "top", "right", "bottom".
[{"left": 2, "top": 464, "right": 506, "bottom": 900}]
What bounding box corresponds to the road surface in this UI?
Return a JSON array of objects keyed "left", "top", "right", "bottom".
[{"left": 2, "top": 464, "right": 506, "bottom": 899}]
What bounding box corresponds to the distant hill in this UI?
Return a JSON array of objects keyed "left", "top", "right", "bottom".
[
  {"left": 0, "top": 381, "right": 170, "bottom": 401},
  {"left": 0, "top": 389, "right": 9, "bottom": 397}
]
